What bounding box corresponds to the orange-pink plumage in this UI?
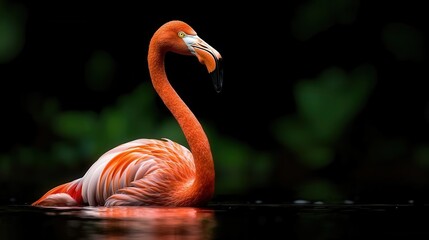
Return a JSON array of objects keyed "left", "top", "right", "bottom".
[{"left": 32, "top": 20, "right": 223, "bottom": 207}]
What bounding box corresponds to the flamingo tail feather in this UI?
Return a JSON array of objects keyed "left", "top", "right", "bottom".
[{"left": 32, "top": 179, "right": 83, "bottom": 206}]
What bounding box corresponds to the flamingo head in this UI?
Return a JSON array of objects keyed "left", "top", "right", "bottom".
[{"left": 152, "top": 20, "right": 223, "bottom": 93}]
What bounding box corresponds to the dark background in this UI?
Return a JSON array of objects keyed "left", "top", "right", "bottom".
[{"left": 1, "top": 0, "right": 428, "bottom": 205}]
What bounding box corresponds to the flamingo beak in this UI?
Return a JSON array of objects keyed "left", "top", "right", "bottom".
[
  {"left": 184, "top": 35, "right": 223, "bottom": 93},
  {"left": 209, "top": 57, "right": 223, "bottom": 93}
]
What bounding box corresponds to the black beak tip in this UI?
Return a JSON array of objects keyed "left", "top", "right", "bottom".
[
  {"left": 211, "top": 70, "right": 223, "bottom": 93},
  {"left": 215, "top": 85, "right": 222, "bottom": 93},
  {"left": 210, "top": 58, "right": 223, "bottom": 93}
]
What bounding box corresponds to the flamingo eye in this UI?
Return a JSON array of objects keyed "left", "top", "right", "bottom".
[{"left": 178, "top": 31, "right": 186, "bottom": 38}]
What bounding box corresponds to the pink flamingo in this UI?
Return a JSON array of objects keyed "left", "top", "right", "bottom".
[{"left": 32, "top": 20, "right": 223, "bottom": 207}]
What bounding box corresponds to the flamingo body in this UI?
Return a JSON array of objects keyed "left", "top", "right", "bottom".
[{"left": 32, "top": 20, "right": 223, "bottom": 207}]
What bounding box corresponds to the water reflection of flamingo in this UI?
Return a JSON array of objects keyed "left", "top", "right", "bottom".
[
  {"left": 52, "top": 206, "right": 216, "bottom": 239},
  {"left": 32, "top": 20, "right": 223, "bottom": 207},
  {"left": 86, "top": 207, "right": 216, "bottom": 239}
]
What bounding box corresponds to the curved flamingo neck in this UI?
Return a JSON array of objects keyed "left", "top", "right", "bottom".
[{"left": 147, "top": 38, "right": 215, "bottom": 204}]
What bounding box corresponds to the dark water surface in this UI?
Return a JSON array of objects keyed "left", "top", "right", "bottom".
[{"left": 1, "top": 202, "right": 429, "bottom": 239}]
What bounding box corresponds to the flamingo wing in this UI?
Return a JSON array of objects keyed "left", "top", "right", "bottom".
[{"left": 81, "top": 138, "right": 195, "bottom": 206}]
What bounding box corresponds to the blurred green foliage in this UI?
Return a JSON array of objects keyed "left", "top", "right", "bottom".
[
  {"left": 274, "top": 65, "right": 376, "bottom": 169},
  {"left": 212, "top": 135, "right": 272, "bottom": 194},
  {"left": 0, "top": 1, "right": 26, "bottom": 63},
  {"left": 85, "top": 50, "right": 116, "bottom": 91},
  {"left": 291, "top": 0, "right": 359, "bottom": 40},
  {"left": 50, "top": 83, "right": 160, "bottom": 158},
  {"left": 414, "top": 145, "right": 429, "bottom": 168},
  {"left": 382, "top": 23, "right": 425, "bottom": 62},
  {"left": 297, "top": 179, "right": 343, "bottom": 202}
]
